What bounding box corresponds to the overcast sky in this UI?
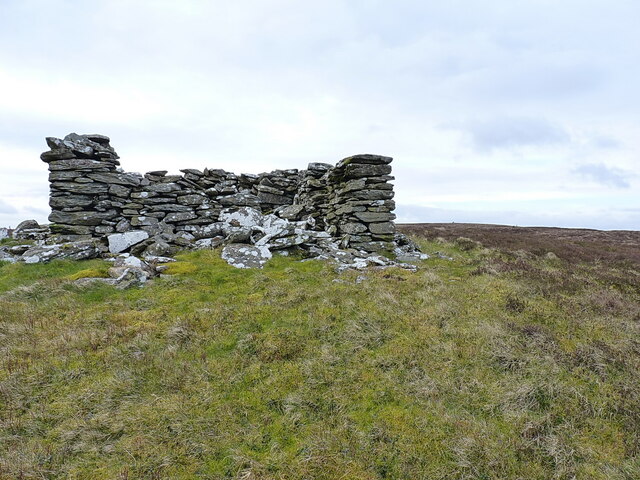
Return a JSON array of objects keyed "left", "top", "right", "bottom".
[{"left": 1, "top": 0, "right": 638, "bottom": 229}]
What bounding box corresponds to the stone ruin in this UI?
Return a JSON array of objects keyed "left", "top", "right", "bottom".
[{"left": 1, "top": 133, "right": 427, "bottom": 285}]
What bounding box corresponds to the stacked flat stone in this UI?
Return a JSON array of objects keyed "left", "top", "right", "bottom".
[
  {"left": 255, "top": 169, "right": 300, "bottom": 210},
  {"left": 293, "top": 162, "right": 333, "bottom": 227},
  {"left": 325, "top": 154, "right": 396, "bottom": 252},
  {"left": 42, "top": 133, "right": 126, "bottom": 239},
  {"left": 120, "top": 169, "right": 219, "bottom": 236}
]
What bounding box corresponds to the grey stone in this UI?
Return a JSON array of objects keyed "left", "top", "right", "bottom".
[
  {"left": 218, "top": 192, "right": 261, "bottom": 207},
  {"left": 52, "top": 181, "right": 109, "bottom": 195},
  {"left": 143, "top": 240, "right": 177, "bottom": 258},
  {"left": 349, "top": 241, "right": 391, "bottom": 253},
  {"left": 148, "top": 183, "right": 181, "bottom": 193},
  {"left": 14, "top": 219, "right": 40, "bottom": 233},
  {"left": 276, "top": 204, "right": 305, "bottom": 220},
  {"left": 257, "top": 191, "right": 293, "bottom": 205},
  {"left": 106, "top": 254, "right": 155, "bottom": 289},
  {"left": 109, "top": 184, "right": 131, "bottom": 198},
  {"left": 9, "top": 244, "right": 31, "bottom": 255},
  {"left": 307, "top": 162, "right": 332, "bottom": 172},
  {"left": 368, "top": 222, "right": 395, "bottom": 235},
  {"left": 193, "top": 236, "right": 224, "bottom": 249},
  {"left": 343, "top": 163, "right": 392, "bottom": 178},
  {"left": 85, "top": 134, "right": 111, "bottom": 145},
  {"left": 22, "top": 240, "right": 101, "bottom": 264},
  {"left": 223, "top": 226, "right": 253, "bottom": 243},
  {"left": 350, "top": 190, "right": 394, "bottom": 201},
  {"left": 131, "top": 191, "right": 157, "bottom": 199},
  {"left": 221, "top": 244, "right": 272, "bottom": 269},
  {"left": 354, "top": 212, "right": 393, "bottom": 223},
  {"left": 145, "top": 204, "right": 193, "bottom": 213},
  {"left": 40, "top": 149, "right": 76, "bottom": 161},
  {"left": 47, "top": 159, "right": 115, "bottom": 171},
  {"left": 49, "top": 224, "right": 93, "bottom": 235},
  {"left": 164, "top": 211, "right": 198, "bottom": 223},
  {"left": 180, "top": 168, "right": 203, "bottom": 176},
  {"left": 49, "top": 171, "right": 80, "bottom": 181},
  {"left": 0, "top": 248, "right": 17, "bottom": 263},
  {"left": 130, "top": 216, "right": 160, "bottom": 227},
  {"left": 256, "top": 184, "right": 285, "bottom": 195},
  {"left": 334, "top": 204, "right": 367, "bottom": 216},
  {"left": 177, "top": 194, "right": 207, "bottom": 206},
  {"left": 337, "top": 154, "right": 393, "bottom": 167},
  {"left": 177, "top": 223, "right": 224, "bottom": 239},
  {"left": 95, "top": 225, "right": 115, "bottom": 234},
  {"left": 219, "top": 207, "right": 263, "bottom": 228},
  {"left": 338, "top": 178, "right": 366, "bottom": 193},
  {"left": 50, "top": 195, "right": 94, "bottom": 209},
  {"left": 339, "top": 223, "right": 368, "bottom": 234},
  {"left": 108, "top": 230, "right": 150, "bottom": 254},
  {"left": 88, "top": 172, "right": 141, "bottom": 187},
  {"left": 115, "top": 218, "right": 132, "bottom": 233},
  {"left": 49, "top": 210, "right": 117, "bottom": 226}
]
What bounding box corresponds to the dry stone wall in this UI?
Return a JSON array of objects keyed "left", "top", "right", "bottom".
[{"left": 41, "top": 133, "right": 397, "bottom": 253}]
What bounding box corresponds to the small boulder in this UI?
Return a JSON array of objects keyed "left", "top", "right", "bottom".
[
  {"left": 221, "top": 244, "right": 272, "bottom": 269},
  {"left": 219, "top": 207, "right": 262, "bottom": 228}
]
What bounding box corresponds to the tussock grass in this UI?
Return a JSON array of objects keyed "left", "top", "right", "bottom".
[{"left": 0, "top": 240, "right": 638, "bottom": 479}]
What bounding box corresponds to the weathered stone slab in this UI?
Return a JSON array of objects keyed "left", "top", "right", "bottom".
[
  {"left": 219, "top": 192, "right": 261, "bottom": 207},
  {"left": 22, "top": 240, "right": 101, "bottom": 264},
  {"left": 257, "top": 191, "right": 293, "bottom": 205},
  {"left": 164, "top": 211, "right": 198, "bottom": 223},
  {"left": 177, "top": 194, "right": 207, "bottom": 206},
  {"left": 339, "top": 222, "right": 368, "bottom": 234},
  {"left": 354, "top": 212, "right": 393, "bottom": 223},
  {"left": 51, "top": 181, "right": 109, "bottom": 195},
  {"left": 337, "top": 154, "right": 393, "bottom": 167},
  {"left": 147, "top": 183, "right": 181, "bottom": 193},
  {"left": 343, "top": 164, "right": 392, "bottom": 178},
  {"left": 221, "top": 244, "right": 272, "bottom": 269},
  {"left": 219, "top": 207, "right": 262, "bottom": 227},
  {"left": 108, "top": 230, "right": 150, "bottom": 254},
  {"left": 49, "top": 210, "right": 117, "bottom": 226},
  {"left": 49, "top": 224, "right": 93, "bottom": 235},
  {"left": 368, "top": 222, "right": 395, "bottom": 235},
  {"left": 88, "top": 172, "right": 142, "bottom": 186},
  {"left": 50, "top": 195, "right": 94, "bottom": 208}
]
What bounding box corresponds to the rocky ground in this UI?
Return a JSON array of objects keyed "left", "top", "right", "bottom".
[{"left": 0, "top": 214, "right": 428, "bottom": 289}]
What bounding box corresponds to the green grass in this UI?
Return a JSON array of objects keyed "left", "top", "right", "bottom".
[
  {"left": 0, "top": 240, "right": 639, "bottom": 479},
  {"left": 0, "top": 238, "right": 34, "bottom": 248}
]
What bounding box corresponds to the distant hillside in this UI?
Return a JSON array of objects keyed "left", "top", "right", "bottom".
[{"left": 1, "top": 228, "right": 639, "bottom": 479}]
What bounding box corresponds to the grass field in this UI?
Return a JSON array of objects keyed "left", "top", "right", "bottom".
[{"left": 1, "top": 231, "right": 639, "bottom": 479}]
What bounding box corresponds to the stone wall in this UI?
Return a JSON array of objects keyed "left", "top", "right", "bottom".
[{"left": 41, "top": 133, "right": 397, "bottom": 253}]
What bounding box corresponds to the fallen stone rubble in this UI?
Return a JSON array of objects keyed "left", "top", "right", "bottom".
[{"left": 1, "top": 210, "right": 428, "bottom": 287}]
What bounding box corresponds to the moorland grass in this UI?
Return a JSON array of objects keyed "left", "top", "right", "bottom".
[{"left": 0, "top": 239, "right": 638, "bottom": 479}]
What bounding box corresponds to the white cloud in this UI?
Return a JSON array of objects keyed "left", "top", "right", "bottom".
[{"left": 572, "top": 163, "right": 632, "bottom": 189}]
